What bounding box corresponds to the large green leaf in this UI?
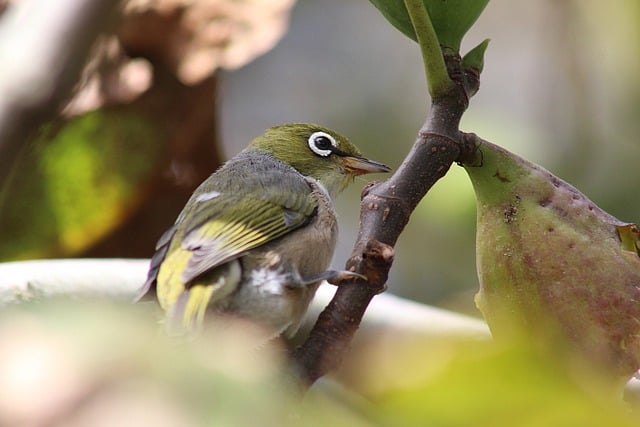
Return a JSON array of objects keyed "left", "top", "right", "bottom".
[{"left": 369, "top": 0, "right": 490, "bottom": 51}]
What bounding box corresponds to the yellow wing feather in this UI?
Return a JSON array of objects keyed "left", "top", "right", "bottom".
[{"left": 156, "top": 192, "right": 316, "bottom": 330}]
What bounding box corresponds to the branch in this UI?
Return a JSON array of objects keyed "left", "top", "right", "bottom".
[
  {"left": 292, "top": 21, "right": 481, "bottom": 388},
  {"left": 0, "top": 0, "right": 118, "bottom": 189}
]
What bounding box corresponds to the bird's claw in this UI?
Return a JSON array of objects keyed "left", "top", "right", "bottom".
[
  {"left": 287, "top": 269, "right": 366, "bottom": 288},
  {"left": 322, "top": 269, "right": 367, "bottom": 286}
]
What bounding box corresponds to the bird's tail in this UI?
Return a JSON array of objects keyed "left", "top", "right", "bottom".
[{"left": 166, "top": 285, "right": 215, "bottom": 334}]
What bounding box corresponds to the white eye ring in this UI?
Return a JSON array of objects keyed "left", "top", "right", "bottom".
[{"left": 308, "top": 131, "right": 337, "bottom": 157}]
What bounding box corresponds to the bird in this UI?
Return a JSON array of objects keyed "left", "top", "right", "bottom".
[{"left": 139, "top": 123, "right": 390, "bottom": 337}]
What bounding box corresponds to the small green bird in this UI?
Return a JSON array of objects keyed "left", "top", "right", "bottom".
[{"left": 140, "top": 123, "right": 390, "bottom": 336}]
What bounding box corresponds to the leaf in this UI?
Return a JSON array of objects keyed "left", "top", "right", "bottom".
[
  {"left": 369, "top": 0, "right": 417, "bottom": 41},
  {"left": 369, "top": 0, "right": 490, "bottom": 51},
  {"left": 345, "top": 335, "right": 639, "bottom": 427},
  {"left": 425, "top": 0, "right": 490, "bottom": 51}
]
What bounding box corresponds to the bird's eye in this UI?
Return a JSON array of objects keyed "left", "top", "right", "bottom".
[{"left": 308, "top": 131, "right": 337, "bottom": 157}]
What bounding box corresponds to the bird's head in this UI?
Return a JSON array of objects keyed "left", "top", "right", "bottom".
[{"left": 247, "top": 123, "right": 390, "bottom": 197}]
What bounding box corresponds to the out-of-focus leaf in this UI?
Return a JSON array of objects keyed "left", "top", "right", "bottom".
[
  {"left": 341, "top": 334, "right": 639, "bottom": 426},
  {"left": 0, "top": 110, "right": 160, "bottom": 260},
  {"left": 0, "top": 300, "right": 375, "bottom": 426},
  {"left": 0, "top": 301, "right": 290, "bottom": 426},
  {"left": 368, "top": 0, "right": 490, "bottom": 51},
  {"left": 0, "top": 1, "right": 299, "bottom": 260}
]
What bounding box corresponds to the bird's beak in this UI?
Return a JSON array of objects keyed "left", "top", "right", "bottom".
[{"left": 340, "top": 155, "right": 391, "bottom": 176}]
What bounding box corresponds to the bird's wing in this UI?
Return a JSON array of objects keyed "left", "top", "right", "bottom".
[
  {"left": 135, "top": 224, "right": 177, "bottom": 300},
  {"left": 142, "top": 152, "right": 317, "bottom": 299},
  {"left": 178, "top": 189, "right": 317, "bottom": 284}
]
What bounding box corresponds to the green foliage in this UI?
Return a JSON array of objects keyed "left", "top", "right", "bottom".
[
  {"left": 0, "top": 301, "right": 375, "bottom": 426},
  {"left": 2, "top": 301, "right": 637, "bottom": 426},
  {"left": 369, "top": 337, "right": 637, "bottom": 427},
  {"left": 369, "top": 0, "right": 490, "bottom": 51},
  {"left": 0, "top": 301, "right": 295, "bottom": 426},
  {"left": 0, "top": 110, "right": 160, "bottom": 260}
]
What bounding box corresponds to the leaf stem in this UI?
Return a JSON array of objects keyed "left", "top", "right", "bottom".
[{"left": 403, "top": 0, "right": 455, "bottom": 99}]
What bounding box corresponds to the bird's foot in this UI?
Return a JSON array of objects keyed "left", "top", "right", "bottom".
[
  {"left": 288, "top": 269, "right": 366, "bottom": 288},
  {"left": 323, "top": 269, "right": 367, "bottom": 286}
]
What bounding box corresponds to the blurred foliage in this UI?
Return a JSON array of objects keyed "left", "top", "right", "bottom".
[
  {"left": 0, "top": 110, "right": 160, "bottom": 260},
  {"left": 0, "top": 300, "right": 637, "bottom": 426},
  {"left": 366, "top": 337, "right": 638, "bottom": 427},
  {"left": 0, "top": 301, "right": 292, "bottom": 426},
  {"left": 0, "top": 301, "right": 374, "bottom": 427},
  {"left": 0, "top": 0, "right": 297, "bottom": 261}
]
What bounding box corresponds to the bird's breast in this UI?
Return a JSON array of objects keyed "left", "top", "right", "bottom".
[{"left": 248, "top": 267, "right": 289, "bottom": 296}]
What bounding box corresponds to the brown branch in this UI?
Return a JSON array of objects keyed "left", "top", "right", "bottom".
[
  {"left": 293, "top": 54, "right": 480, "bottom": 387},
  {"left": 0, "top": 0, "right": 119, "bottom": 189}
]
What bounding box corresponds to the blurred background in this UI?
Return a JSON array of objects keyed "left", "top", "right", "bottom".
[{"left": 1, "top": 0, "right": 639, "bottom": 317}]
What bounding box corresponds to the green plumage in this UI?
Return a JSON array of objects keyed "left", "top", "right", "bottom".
[{"left": 173, "top": 153, "right": 318, "bottom": 283}]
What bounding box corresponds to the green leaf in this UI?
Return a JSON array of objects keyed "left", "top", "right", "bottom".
[
  {"left": 425, "top": 0, "right": 490, "bottom": 51},
  {"left": 369, "top": 0, "right": 490, "bottom": 51},
  {"left": 369, "top": 0, "right": 417, "bottom": 41}
]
